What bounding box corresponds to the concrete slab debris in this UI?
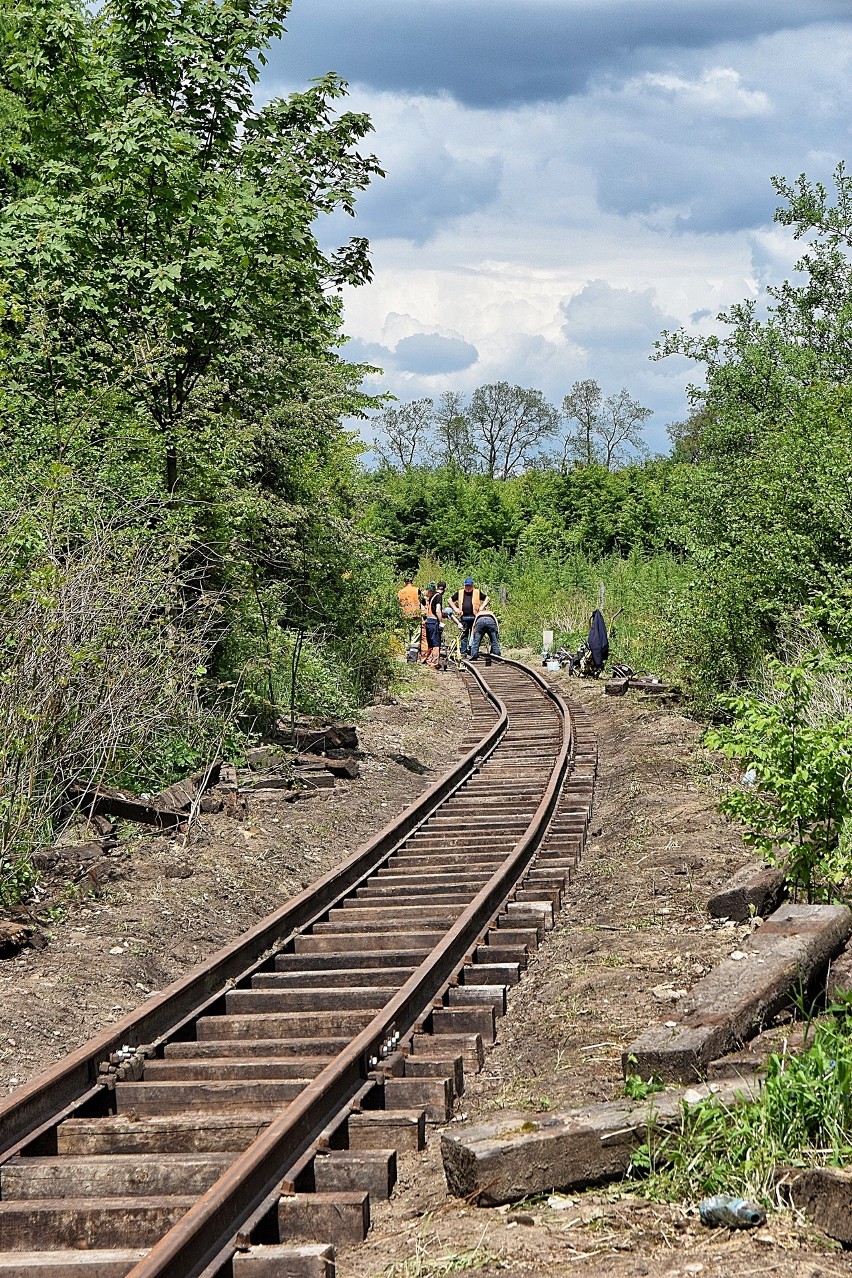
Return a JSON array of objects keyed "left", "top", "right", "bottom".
[
  {"left": 623, "top": 903, "right": 852, "bottom": 1082},
  {"left": 441, "top": 1080, "right": 752, "bottom": 1206},
  {"left": 707, "top": 861, "right": 786, "bottom": 922}
]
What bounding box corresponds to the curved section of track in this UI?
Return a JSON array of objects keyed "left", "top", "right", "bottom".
[{"left": 0, "top": 657, "right": 596, "bottom": 1278}]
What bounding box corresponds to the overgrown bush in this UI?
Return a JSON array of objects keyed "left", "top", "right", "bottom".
[
  {"left": 0, "top": 492, "right": 227, "bottom": 902},
  {"left": 706, "top": 641, "right": 852, "bottom": 903}
]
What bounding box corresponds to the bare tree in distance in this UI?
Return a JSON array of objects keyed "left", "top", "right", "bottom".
[
  {"left": 561, "top": 379, "right": 651, "bottom": 470},
  {"left": 597, "top": 388, "right": 652, "bottom": 469},
  {"left": 466, "top": 381, "right": 559, "bottom": 479},
  {"left": 432, "top": 390, "right": 476, "bottom": 469},
  {"left": 561, "top": 378, "right": 603, "bottom": 467},
  {"left": 373, "top": 398, "right": 434, "bottom": 469}
]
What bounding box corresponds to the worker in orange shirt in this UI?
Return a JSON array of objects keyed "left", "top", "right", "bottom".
[{"left": 397, "top": 575, "right": 420, "bottom": 622}]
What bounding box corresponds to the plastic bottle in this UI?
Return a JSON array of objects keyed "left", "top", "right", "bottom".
[{"left": 698, "top": 1193, "right": 766, "bottom": 1229}]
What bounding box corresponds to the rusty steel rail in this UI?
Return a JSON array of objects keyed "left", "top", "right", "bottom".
[
  {"left": 0, "top": 664, "right": 507, "bottom": 1160},
  {"left": 0, "top": 657, "right": 581, "bottom": 1277},
  {"left": 123, "top": 659, "right": 574, "bottom": 1277}
]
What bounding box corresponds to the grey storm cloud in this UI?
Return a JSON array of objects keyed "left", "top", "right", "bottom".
[
  {"left": 561, "top": 280, "right": 677, "bottom": 355},
  {"left": 345, "top": 333, "right": 479, "bottom": 376},
  {"left": 592, "top": 138, "right": 781, "bottom": 234},
  {"left": 349, "top": 149, "right": 501, "bottom": 244},
  {"left": 395, "top": 333, "right": 479, "bottom": 373},
  {"left": 273, "top": 0, "right": 849, "bottom": 107}
]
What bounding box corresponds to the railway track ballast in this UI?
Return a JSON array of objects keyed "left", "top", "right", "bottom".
[{"left": 0, "top": 656, "right": 596, "bottom": 1278}]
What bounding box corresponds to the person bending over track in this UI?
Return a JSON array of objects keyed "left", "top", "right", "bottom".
[{"left": 468, "top": 605, "right": 501, "bottom": 660}]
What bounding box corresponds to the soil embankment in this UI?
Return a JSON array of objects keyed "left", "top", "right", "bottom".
[{"left": 340, "top": 673, "right": 852, "bottom": 1278}]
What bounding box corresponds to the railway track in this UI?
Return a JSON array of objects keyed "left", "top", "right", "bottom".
[{"left": 0, "top": 656, "right": 596, "bottom": 1278}]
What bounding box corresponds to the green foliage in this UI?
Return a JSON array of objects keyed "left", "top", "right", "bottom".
[
  {"left": 631, "top": 1013, "right": 852, "bottom": 1203},
  {"left": 0, "top": 0, "right": 396, "bottom": 891},
  {"left": 0, "top": 849, "right": 37, "bottom": 907},
  {"left": 364, "top": 459, "right": 692, "bottom": 569},
  {"left": 655, "top": 164, "right": 852, "bottom": 707},
  {"left": 623, "top": 1069, "right": 664, "bottom": 1101},
  {"left": 0, "top": 0, "right": 381, "bottom": 492},
  {"left": 706, "top": 654, "right": 852, "bottom": 902}
]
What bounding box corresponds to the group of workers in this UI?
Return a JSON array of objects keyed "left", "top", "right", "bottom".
[{"left": 397, "top": 576, "right": 501, "bottom": 668}]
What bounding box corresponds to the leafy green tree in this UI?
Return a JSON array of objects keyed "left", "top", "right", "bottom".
[
  {"left": 465, "top": 381, "right": 559, "bottom": 479},
  {"left": 666, "top": 409, "right": 708, "bottom": 462},
  {"left": 653, "top": 165, "right": 852, "bottom": 703},
  {"left": 0, "top": 0, "right": 381, "bottom": 494}
]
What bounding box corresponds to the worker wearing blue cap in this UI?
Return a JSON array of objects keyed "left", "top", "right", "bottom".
[{"left": 449, "top": 578, "right": 489, "bottom": 658}]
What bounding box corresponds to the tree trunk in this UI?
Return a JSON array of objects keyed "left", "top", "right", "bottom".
[{"left": 166, "top": 444, "right": 178, "bottom": 494}]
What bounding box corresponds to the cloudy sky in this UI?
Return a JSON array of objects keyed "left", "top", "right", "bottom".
[{"left": 263, "top": 1, "right": 852, "bottom": 452}]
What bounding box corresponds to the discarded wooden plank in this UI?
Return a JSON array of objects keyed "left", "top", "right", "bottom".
[
  {"left": 274, "top": 720, "right": 358, "bottom": 755},
  {"left": 707, "top": 861, "right": 786, "bottom": 922},
  {"left": 329, "top": 724, "right": 358, "bottom": 750},
  {"left": 441, "top": 1079, "right": 753, "bottom": 1205},
  {"left": 152, "top": 761, "right": 221, "bottom": 813},
  {"left": 789, "top": 1168, "right": 852, "bottom": 1244},
  {"left": 0, "top": 921, "right": 32, "bottom": 958},
  {"left": 68, "top": 784, "right": 183, "bottom": 829},
  {"left": 324, "top": 757, "right": 360, "bottom": 780},
  {"left": 624, "top": 904, "right": 852, "bottom": 1082},
  {"left": 629, "top": 677, "right": 668, "bottom": 693},
  {"left": 51, "top": 841, "right": 103, "bottom": 865},
  {"left": 244, "top": 747, "right": 283, "bottom": 771},
  {"left": 293, "top": 756, "right": 329, "bottom": 772},
  {"left": 295, "top": 773, "right": 335, "bottom": 791}
]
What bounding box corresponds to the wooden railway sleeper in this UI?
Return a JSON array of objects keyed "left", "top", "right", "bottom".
[{"left": 0, "top": 656, "right": 585, "bottom": 1277}]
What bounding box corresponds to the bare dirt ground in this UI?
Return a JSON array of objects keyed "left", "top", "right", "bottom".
[
  {"left": 338, "top": 673, "right": 852, "bottom": 1278},
  {"left": 0, "top": 663, "right": 470, "bottom": 1093}
]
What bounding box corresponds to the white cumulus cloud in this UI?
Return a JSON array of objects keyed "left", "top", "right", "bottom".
[{"left": 633, "top": 67, "right": 772, "bottom": 117}]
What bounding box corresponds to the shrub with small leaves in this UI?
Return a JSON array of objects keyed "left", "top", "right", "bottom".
[{"left": 706, "top": 655, "right": 852, "bottom": 902}]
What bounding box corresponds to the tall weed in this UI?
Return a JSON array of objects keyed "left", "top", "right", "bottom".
[
  {"left": 631, "top": 1011, "right": 852, "bottom": 1203},
  {"left": 0, "top": 491, "right": 225, "bottom": 901}
]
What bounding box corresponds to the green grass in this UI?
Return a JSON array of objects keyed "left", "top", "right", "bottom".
[
  {"left": 416, "top": 549, "right": 687, "bottom": 679},
  {"left": 629, "top": 1008, "right": 852, "bottom": 1203}
]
